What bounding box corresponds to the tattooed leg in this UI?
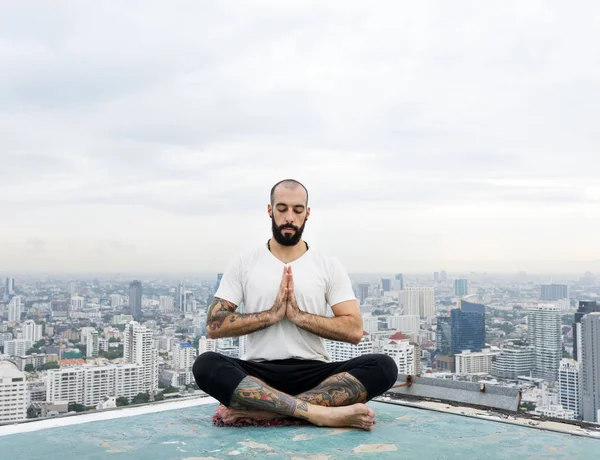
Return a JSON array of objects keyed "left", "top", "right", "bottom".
[
  {"left": 223, "top": 375, "right": 375, "bottom": 430},
  {"left": 296, "top": 372, "right": 368, "bottom": 406}
]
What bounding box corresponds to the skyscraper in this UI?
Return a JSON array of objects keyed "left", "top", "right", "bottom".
[
  {"left": 381, "top": 278, "right": 391, "bottom": 292},
  {"left": 395, "top": 274, "right": 404, "bottom": 290},
  {"left": 5, "top": 277, "right": 15, "bottom": 297},
  {"left": 403, "top": 287, "right": 434, "bottom": 319},
  {"left": 540, "top": 284, "right": 568, "bottom": 301},
  {"left": 356, "top": 284, "right": 369, "bottom": 305},
  {"left": 451, "top": 300, "right": 485, "bottom": 354},
  {"left": 558, "top": 359, "right": 580, "bottom": 419},
  {"left": 573, "top": 301, "right": 600, "bottom": 361},
  {"left": 436, "top": 315, "right": 452, "bottom": 355},
  {"left": 454, "top": 279, "right": 468, "bottom": 297},
  {"left": 581, "top": 312, "right": 600, "bottom": 422},
  {"left": 177, "top": 282, "right": 186, "bottom": 312},
  {"left": 128, "top": 281, "right": 142, "bottom": 317},
  {"left": 527, "top": 304, "right": 561, "bottom": 381},
  {"left": 124, "top": 321, "right": 158, "bottom": 393},
  {"left": 8, "top": 296, "right": 21, "bottom": 323},
  {"left": 23, "top": 320, "right": 42, "bottom": 343}
]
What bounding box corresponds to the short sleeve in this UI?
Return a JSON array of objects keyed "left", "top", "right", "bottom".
[
  {"left": 325, "top": 257, "right": 356, "bottom": 307},
  {"left": 214, "top": 253, "right": 244, "bottom": 307}
]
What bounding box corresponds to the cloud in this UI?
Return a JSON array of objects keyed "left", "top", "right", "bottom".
[{"left": 1, "top": 1, "right": 599, "bottom": 273}]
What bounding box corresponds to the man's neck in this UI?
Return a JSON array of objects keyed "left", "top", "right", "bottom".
[{"left": 268, "top": 238, "right": 307, "bottom": 264}]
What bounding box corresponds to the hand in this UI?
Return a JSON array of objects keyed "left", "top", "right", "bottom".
[
  {"left": 285, "top": 266, "right": 302, "bottom": 323},
  {"left": 268, "top": 266, "right": 289, "bottom": 324}
]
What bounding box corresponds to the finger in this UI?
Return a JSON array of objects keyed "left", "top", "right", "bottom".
[{"left": 288, "top": 267, "right": 294, "bottom": 291}]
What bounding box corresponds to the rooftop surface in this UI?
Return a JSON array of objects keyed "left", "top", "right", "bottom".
[{"left": 0, "top": 397, "right": 598, "bottom": 459}]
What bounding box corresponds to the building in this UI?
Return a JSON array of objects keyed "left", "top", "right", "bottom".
[
  {"left": 173, "top": 342, "right": 197, "bottom": 371},
  {"left": 0, "top": 332, "right": 13, "bottom": 348},
  {"left": 81, "top": 328, "right": 99, "bottom": 359},
  {"left": 581, "top": 313, "right": 600, "bottom": 422},
  {"left": 70, "top": 296, "right": 85, "bottom": 311},
  {"left": 573, "top": 301, "right": 600, "bottom": 361},
  {"left": 5, "top": 277, "right": 15, "bottom": 297},
  {"left": 15, "top": 353, "right": 59, "bottom": 371},
  {"left": 403, "top": 287, "right": 434, "bottom": 319},
  {"left": 436, "top": 315, "right": 453, "bottom": 355},
  {"left": 533, "top": 405, "right": 575, "bottom": 420},
  {"left": 123, "top": 321, "right": 158, "bottom": 393},
  {"left": 455, "top": 349, "right": 499, "bottom": 375},
  {"left": 23, "top": 320, "right": 43, "bottom": 343},
  {"left": 362, "top": 314, "right": 379, "bottom": 334},
  {"left": 0, "top": 361, "right": 27, "bottom": 423},
  {"left": 491, "top": 345, "right": 535, "bottom": 380},
  {"left": 528, "top": 304, "right": 561, "bottom": 381},
  {"left": 540, "top": 284, "right": 568, "bottom": 302},
  {"left": 128, "top": 281, "right": 142, "bottom": 317},
  {"left": 454, "top": 279, "right": 468, "bottom": 297},
  {"left": 356, "top": 284, "right": 369, "bottom": 305},
  {"left": 451, "top": 300, "right": 486, "bottom": 354},
  {"left": 216, "top": 273, "right": 223, "bottom": 292},
  {"left": 558, "top": 359, "right": 580, "bottom": 419},
  {"left": 198, "top": 336, "right": 217, "bottom": 355},
  {"left": 382, "top": 332, "right": 415, "bottom": 375},
  {"left": 110, "top": 294, "right": 121, "bottom": 308},
  {"left": 159, "top": 296, "right": 174, "bottom": 313},
  {"left": 46, "top": 363, "right": 143, "bottom": 406},
  {"left": 239, "top": 335, "right": 247, "bottom": 359},
  {"left": 8, "top": 296, "right": 22, "bottom": 322},
  {"left": 326, "top": 335, "right": 374, "bottom": 363},
  {"left": 386, "top": 315, "right": 420, "bottom": 336},
  {"left": 177, "top": 283, "right": 186, "bottom": 312},
  {"left": 4, "top": 339, "right": 33, "bottom": 357},
  {"left": 395, "top": 273, "right": 404, "bottom": 290},
  {"left": 381, "top": 278, "right": 391, "bottom": 292}
]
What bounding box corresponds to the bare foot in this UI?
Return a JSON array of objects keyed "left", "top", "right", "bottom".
[
  {"left": 221, "top": 407, "right": 288, "bottom": 424},
  {"left": 312, "top": 403, "right": 375, "bottom": 431}
]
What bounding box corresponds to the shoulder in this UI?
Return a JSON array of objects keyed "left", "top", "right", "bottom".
[
  {"left": 307, "top": 247, "right": 346, "bottom": 273},
  {"left": 230, "top": 245, "right": 267, "bottom": 267}
]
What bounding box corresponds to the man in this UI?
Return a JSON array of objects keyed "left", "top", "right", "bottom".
[{"left": 193, "top": 179, "right": 397, "bottom": 430}]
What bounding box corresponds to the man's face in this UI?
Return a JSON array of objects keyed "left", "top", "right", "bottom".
[{"left": 269, "top": 186, "right": 310, "bottom": 246}]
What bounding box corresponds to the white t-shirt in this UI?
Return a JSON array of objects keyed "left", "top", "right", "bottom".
[{"left": 214, "top": 245, "right": 356, "bottom": 362}]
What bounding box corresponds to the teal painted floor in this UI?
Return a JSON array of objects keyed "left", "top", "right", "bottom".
[{"left": 0, "top": 401, "right": 597, "bottom": 459}]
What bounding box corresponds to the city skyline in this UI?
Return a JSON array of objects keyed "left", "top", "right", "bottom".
[{"left": 2, "top": 2, "right": 600, "bottom": 274}]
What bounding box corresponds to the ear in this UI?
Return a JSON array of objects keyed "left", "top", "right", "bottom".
[
  {"left": 306, "top": 206, "right": 311, "bottom": 220},
  {"left": 267, "top": 204, "right": 273, "bottom": 218}
]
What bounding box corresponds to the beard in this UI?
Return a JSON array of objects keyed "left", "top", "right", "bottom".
[{"left": 271, "top": 217, "right": 307, "bottom": 246}]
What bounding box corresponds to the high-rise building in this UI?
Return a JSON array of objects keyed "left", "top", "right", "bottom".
[
  {"left": 177, "top": 283, "right": 186, "bottom": 312},
  {"left": 198, "top": 336, "right": 217, "bottom": 354},
  {"left": 4, "top": 339, "right": 32, "bottom": 357},
  {"left": 381, "top": 279, "right": 391, "bottom": 292},
  {"left": 491, "top": 345, "right": 535, "bottom": 380},
  {"left": 455, "top": 349, "right": 499, "bottom": 375},
  {"left": 395, "top": 274, "right": 404, "bottom": 290},
  {"left": 451, "top": 300, "right": 485, "bottom": 354},
  {"left": 5, "top": 277, "right": 15, "bottom": 296},
  {"left": 403, "top": 287, "right": 434, "bottom": 319},
  {"left": 8, "top": 296, "right": 22, "bottom": 322},
  {"left": 436, "top": 315, "right": 453, "bottom": 355},
  {"left": 386, "top": 315, "right": 420, "bottom": 337},
  {"left": 159, "top": 296, "right": 174, "bottom": 313},
  {"left": 573, "top": 301, "right": 600, "bottom": 361},
  {"left": 70, "top": 296, "right": 85, "bottom": 311},
  {"left": 540, "top": 284, "right": 568, "bottom": 301},
  {"left": 46, "top": 363, "right": 142, "bottom": 406},
  {"left": 356, "top": 284, "right": 369, "bottom": 305},
  {"left": 239, "top": 335, "right": 247, "bottom": 359},
  {"left": 558, "top": 359, "right": 580, "bottom": 419},
  {"left": 23, "top": 320, "right": 42, "bottom": 343},
  {"left": 123, "top": 321, "right": 158, "bottom": 393},
  {"left": 326, "top": 335, "right": 374, "bottom": 363},
  {"left": 528, "top": 304, "right": 562, "bottom": 381},
  {"left": 362, "top": 314, "right": 379, "bottom": 334},
  {"left": 581, "top": 313, "right": 600, "bottom": 422},
  {"left": 382, "top": 332, "right": 414, "bottom": 375},
  {"left": 128, "top": 281, "right": 142, "bottom": 317},
  {"left": 0, "top": 361, "right": 27, "bottom": 423},
  {"left": 173, "top": 342, "right": 197, "bottom": 371},
  {"left": 110, "top": 294, "right": 121, "bottom": 308},
  {"left": 81, "top": 327, "right": 99, "bottom": 358},
  {"left": 454, "top": 279, "right": 469, "bottom": 297}
]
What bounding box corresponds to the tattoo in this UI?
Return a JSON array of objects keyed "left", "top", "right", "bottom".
[
  {"left": 297, "top": 373, "right": 367, "bottom": 406},
  {"left": 231, "top": 377, "right": 310, "bottom": 420},
  {"left": 206, "top": 298, "right": 236, "bottom": 332}
]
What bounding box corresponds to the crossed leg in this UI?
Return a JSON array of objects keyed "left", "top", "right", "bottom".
[{"left": 221, "top": 372, "right": 375, "bottom": 430}]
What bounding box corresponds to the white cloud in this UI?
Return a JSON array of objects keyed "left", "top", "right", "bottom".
[{"left": 1, "top": 0, "right": 599, "bottom": 275}]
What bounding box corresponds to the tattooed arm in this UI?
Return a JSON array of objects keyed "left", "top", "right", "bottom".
[{"left": 206, "top": 267, "right": 290, "bottom": 339}]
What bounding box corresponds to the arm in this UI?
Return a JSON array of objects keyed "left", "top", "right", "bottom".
[
  {"left": 206, "top": 266, "right": 290, "bottom": 339},
  {"left": 288, "top": 299, "right": 363, "bottom": 344},
  {"left": 206, "top": 297, "right": 276, "bottom": 339}
]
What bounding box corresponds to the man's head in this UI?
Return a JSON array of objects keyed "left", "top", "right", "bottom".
[{"left": 268, "top": 179, "right": 310, "bottom": 246}]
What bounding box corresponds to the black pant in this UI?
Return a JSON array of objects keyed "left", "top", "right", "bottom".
[{"left": 193, "top": 351, "right": 398, "bottom": 407}]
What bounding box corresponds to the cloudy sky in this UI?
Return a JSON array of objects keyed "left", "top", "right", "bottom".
[{"left": 1, "top": 1, "right": 599, "bottom": 276}]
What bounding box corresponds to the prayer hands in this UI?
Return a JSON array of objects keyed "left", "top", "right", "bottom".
[
  {"left": 268, "top": 266, "right": 302, "bottom": 325},
  {"left": 284, "top": 266, "right": 302, "bottom": 323}
]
